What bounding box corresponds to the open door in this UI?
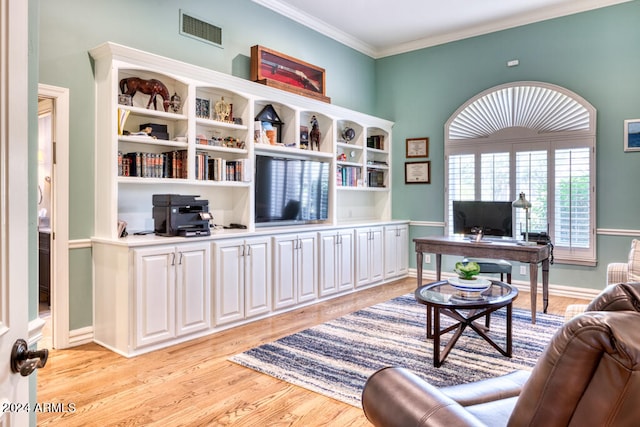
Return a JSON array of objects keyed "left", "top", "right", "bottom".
[{"left": 0, "top": 0, "right": 43, "bottom": 424}]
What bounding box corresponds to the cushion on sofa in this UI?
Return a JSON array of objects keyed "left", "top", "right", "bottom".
[{"left": 628, "top": 239, "right": 640, "bottom": 282}]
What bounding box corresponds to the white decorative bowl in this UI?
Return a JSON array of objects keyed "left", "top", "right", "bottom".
[{"left": 448, "top": 277, "right": 491, "bottom": 292}]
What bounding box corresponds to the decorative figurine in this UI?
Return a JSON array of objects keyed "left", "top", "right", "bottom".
[
  {"left": 214, "top": 97, "right": 231, "bottom": 122},
  {"left": 169, "top": 92, "right": 182, "bottom": 113},
  {"left": 310, "top": 115, "right": 320, "bottom": 151},
  {"left": 119, "top": 77, "right": 171, "bottom": 112},
  {"left": 342, "top": 126, "right": 355, "bottom": 143}
]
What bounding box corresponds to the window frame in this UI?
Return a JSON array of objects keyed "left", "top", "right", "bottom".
[{"left": 444, "top": 82, "right": 597, "bottom": 266}]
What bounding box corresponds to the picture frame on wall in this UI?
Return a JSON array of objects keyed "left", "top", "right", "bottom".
[
  {"left": 405, "top": 161, "right": 431, "bottom": 184},
  {"left": 624, "top": 119, "right": 640, "bottom": 152},
  {"left": 195, "top": 97, "right": 210, "bottom": 119},
  {"left": 406, "top": 137, "right": 429, "bottom": 158},
  {"left": 250, "top": 45, "right": 330, "bottom": 103}
]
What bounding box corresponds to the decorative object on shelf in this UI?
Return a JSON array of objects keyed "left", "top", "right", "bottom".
[
  {"left": 117, "top": 108, "right": 130, "bottom": 135},
  {"left": 367, "top": 135, "right": 384, "bottom": 150},
  {"left": 255, "top": 104, "right": 284, "bottom": 144},
  {"left": 406, "top": 137, "right": 429, "bottom": 158},
  {"left": 309, "top": 115, "right": 320, "bottom": 151},
  {"left": 341, "top": 126, "right": 355, "bottom": 143},
  {"left": 196, "top": 98, "right": 211, "bottom": 119},
  {"left": 624, "top": 119, "right": 640, "bottom": 152},
  {"left": 118, "top": 94, "right": 132, "bottom": 106},
  {"left": 251, "top": 45, "right": 330, "bottom": 103},
  {"left": 300, "top": 126, "right": 309, "bottom": 150},
  {"left": 169, "top": 92, "right": 182, "bottom": 113},
  {"left": 404, "top": 161, "right": 430, "bottom": 184},
  {"left": 119, "top": 77, "right": 171, "bottom": 112},
  {"left": 214, "top": 97, "right": 231, "bottom": 122},
  {"left": 512, "top": 192, "right": 537, "bottom": 246}
]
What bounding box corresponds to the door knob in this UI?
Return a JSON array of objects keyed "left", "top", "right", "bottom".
[{"left": 10, "top": 339, "right": 48, "bottom": 377}]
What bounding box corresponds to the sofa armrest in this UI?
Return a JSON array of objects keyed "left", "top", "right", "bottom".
[
  {"left": 439, "top": 370, "right": 529, "bottom": 406},
  {"left": 362, "top": 367, "right": 486, "bottom": 427},
  {"left": 606, "top": 262, "right": 628, "bottom": 286}
]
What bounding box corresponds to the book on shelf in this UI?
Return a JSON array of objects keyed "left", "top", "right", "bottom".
[
  {"left": 118, "top": 150, "right": 188, "bottom": 179},
  {"left": 366, "top": 135, "right": 384, "bottom": 150},
  {"left": 367, "top": 169, "right": 386, "bottom": 188},
  {"left": 336, "top": 165, "right": 361, "bottom": 187}
]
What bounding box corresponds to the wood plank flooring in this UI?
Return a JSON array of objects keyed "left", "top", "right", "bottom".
[{"left": 36, "top": 277, "right": 590, "bottom": 426}]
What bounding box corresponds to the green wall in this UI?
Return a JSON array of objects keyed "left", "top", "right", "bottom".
[
  {"left": 377, "top": 1, "right": 640, "bottom": 289},
  {"left": 37, "top": 0, "right": 640, "bottom": 329}
]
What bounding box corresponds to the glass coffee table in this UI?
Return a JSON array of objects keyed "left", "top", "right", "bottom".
[{"left": 415, "top": 279, "right": 519, "bottom": 367}]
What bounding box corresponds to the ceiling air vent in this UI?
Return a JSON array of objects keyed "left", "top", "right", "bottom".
[{"left": 180, "top": 10, "right": 222, "bottom": 47}]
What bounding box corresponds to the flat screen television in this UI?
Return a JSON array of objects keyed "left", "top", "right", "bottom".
[
  {"left": 255, "top": 155, "right": 329, "bottom": 226},
  {"left": 452, "top": 200, "right": 513, "bottom": 237}
]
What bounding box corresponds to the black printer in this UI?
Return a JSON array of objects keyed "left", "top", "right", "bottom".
[{"left": 152, "top": 194, "right": 211, "bottom": 237}]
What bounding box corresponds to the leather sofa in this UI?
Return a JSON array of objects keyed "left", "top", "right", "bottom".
[{"left": 362, "top": 282, "right": 640, "bottom": 427}]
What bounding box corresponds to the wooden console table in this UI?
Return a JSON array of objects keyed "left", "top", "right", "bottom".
[{"left": 414, "top": 236, "right": 550, "bottom": 323}]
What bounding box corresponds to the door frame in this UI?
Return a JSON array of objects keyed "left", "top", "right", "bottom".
[{"left": 38, "top": 84, "right": 70, "bottom": 349}]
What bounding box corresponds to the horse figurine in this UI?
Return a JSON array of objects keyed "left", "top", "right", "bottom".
[{"left": 119, "top": 77, "right": 170, "bottom": 112}]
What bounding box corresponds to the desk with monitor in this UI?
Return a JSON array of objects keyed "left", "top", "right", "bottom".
[{"left": 413, "top": 235, "right": 550, "bottom": 323}]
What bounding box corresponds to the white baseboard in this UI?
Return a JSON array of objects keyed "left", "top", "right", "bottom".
[{"left": 69, "top": 326, "right": 94, "bottom": 347}]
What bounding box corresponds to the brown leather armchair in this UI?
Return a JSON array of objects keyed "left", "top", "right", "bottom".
[{"left": 362, "top": 283, "right": 640, "bottom": 427}]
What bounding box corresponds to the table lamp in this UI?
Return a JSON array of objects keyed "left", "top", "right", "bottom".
[{"left": 512, "top": 192, "right": 536, "bottom": 245}]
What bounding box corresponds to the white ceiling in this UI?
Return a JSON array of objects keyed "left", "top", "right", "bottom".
[{"left": 253, "top": 0, "right": 632, "bottom": 58}]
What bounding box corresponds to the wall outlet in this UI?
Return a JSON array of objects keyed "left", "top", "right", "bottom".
[
  {"left": 520, "top": 265, "right": 527, "bottom": 275},
  {"left": 424, "top": 254, "right": 431, "bottom": 264}
]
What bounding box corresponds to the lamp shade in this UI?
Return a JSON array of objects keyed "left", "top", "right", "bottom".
[{"left": 512, "top": 192, "right": 532, "bottom": 209}]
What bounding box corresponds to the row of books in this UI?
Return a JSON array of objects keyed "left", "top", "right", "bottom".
[
  {"left": 367, "top": 169, "right": 386, "bottom": 188},
  {"left": 366, "top": 135, "right": 384, "bottom": 150},
  {"left": 336, "top": 165, "right": 361, "bottom": 187},
  {"left": 197, "top": 155, "right": 248, "bottom": 182},
  {"left": 118, "top": 150, "right": 249, "bottom": 182},
  {"left": 118, "top": 151, "right": 187, "bottom": 178}
]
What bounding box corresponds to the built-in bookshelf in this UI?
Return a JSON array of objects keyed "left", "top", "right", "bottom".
[{"left": 89, "top": 42, "right": 393, "bottom": 239}]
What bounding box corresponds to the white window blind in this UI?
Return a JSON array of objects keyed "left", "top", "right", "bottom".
[
  {"left": 515, "top": 150, "right": 548, "bottom": 234},
  {"left": 555, "top": 148, "right": 590, "bottom": 248},
  {"left": 481, "top": 152, "right": 510, "bottom": 201},
  {"left": 448, "top": 154, "right": 475, "bottom": 234}
]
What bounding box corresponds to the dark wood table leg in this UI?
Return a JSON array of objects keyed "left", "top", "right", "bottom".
[
  {"left": 529, "top": 262, "right": 538, "bottom": 324},
  {"left": 542, "top": 258, "right": 550, "bottom": 313},
  {"left": 435, "top": 254, "right": 442, "bottom": 281},
  {"left": 506, "top": 303, "right": 513, "bottom": 357},
  {"left": 433, "top": 306, "right": 441, "bottom": 367},
  {"left": 416, "top": 251, "right": 423, "bottom": 288}
]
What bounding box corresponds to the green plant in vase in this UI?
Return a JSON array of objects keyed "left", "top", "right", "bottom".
[{"left": 454, "top": 261, "right": 481, "bottom": 280}]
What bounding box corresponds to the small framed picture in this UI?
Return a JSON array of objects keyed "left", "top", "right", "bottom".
[
  {"left": 624, "top": 119, "right": 640, "bottom": 152},
  {"left": 195, "top": 98, "right": 210, "bottom": 119},
  {"left": 406, "top": 137, "right": 429, "bottom": 158},
  {"left": 405, "top": 161, "right": 431, "bottom": 184}
]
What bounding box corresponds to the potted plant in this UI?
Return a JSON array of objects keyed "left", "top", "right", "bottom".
[{"left": 454, "top": 261, "right": 481, "bottom": 282}]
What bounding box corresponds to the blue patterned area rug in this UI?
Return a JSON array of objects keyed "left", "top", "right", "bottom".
[{"left": 229, "top": 294, "right": 564, "bottom": 408}]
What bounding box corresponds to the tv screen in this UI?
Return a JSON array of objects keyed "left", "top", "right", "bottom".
[
  {"left": 255, "top": 155, "right": 329, "bottom": 225},
  {"left": 452, "top": 201, "right": 513, "bottom": 237}
]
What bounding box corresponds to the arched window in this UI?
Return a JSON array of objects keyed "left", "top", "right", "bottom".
[{"left": 445, "top": 81, "right": 596, "bottom": 265}]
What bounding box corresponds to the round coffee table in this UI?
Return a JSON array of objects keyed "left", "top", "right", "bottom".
[{"left": 415, "top": 280, "right": 518, "bottom": 367}]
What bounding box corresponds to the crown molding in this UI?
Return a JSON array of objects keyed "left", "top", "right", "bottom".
[{"left": 254, "top": 0, "right": 633, "bottom": 59}]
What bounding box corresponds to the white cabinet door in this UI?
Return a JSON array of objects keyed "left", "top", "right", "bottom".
[
  {"left": 318, "top": 232, "right": 338, "bottom": 297},
  {"left": 245, "top": 237, "right": 271, "bottom": 318},
  {"left": 273, "top": 236, "right": 297, "bottom": 310},
  {"left": 297, "top": 233, "right": 318, "bottom": 303},
  {"left": 355, "top": 227, "right": 384, "bottom": 287},
  {"left": 370, "top": 227, "right": 384, "bottom": 283},
  {"left": 134, "top": 246, "right": 176, "bottom": 348},
  {"left": 214, "top": 239, "right": 245, "bottom": 325},
  {"left": 384, "top": 225, "right": 409, "bottom": 279},
  {"left": 337, "top": 230, "right": 354, "bottom": 292},
  {"left": 175, "top": 242, "right": 211, "bottom": 336}
]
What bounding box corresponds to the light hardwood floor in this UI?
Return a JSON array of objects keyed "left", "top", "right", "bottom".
[{"left": 37, "top": 277, "right": 590, "bottom": 426}]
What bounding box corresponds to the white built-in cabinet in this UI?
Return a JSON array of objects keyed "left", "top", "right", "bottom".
[
  {"left": 272, "top": 233, "right": 318, "bottom": 310},
  {"left": 89, "top": 42, "right": 407, "bottom": 357},
  {"left": 384, "top": 224, "right": 409, "bottom": 279},
  {"left": 213, "top": 237, "right": 271, "bottom": 326},
  {"left": 355, "top": 226, "right": 385, "bottom": 288},
  {"left": 133, "top": 242, "right": 211, "bottom": 348},
  {"left": 318, "top": 229, "right": 354, "bottom": 297}
]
